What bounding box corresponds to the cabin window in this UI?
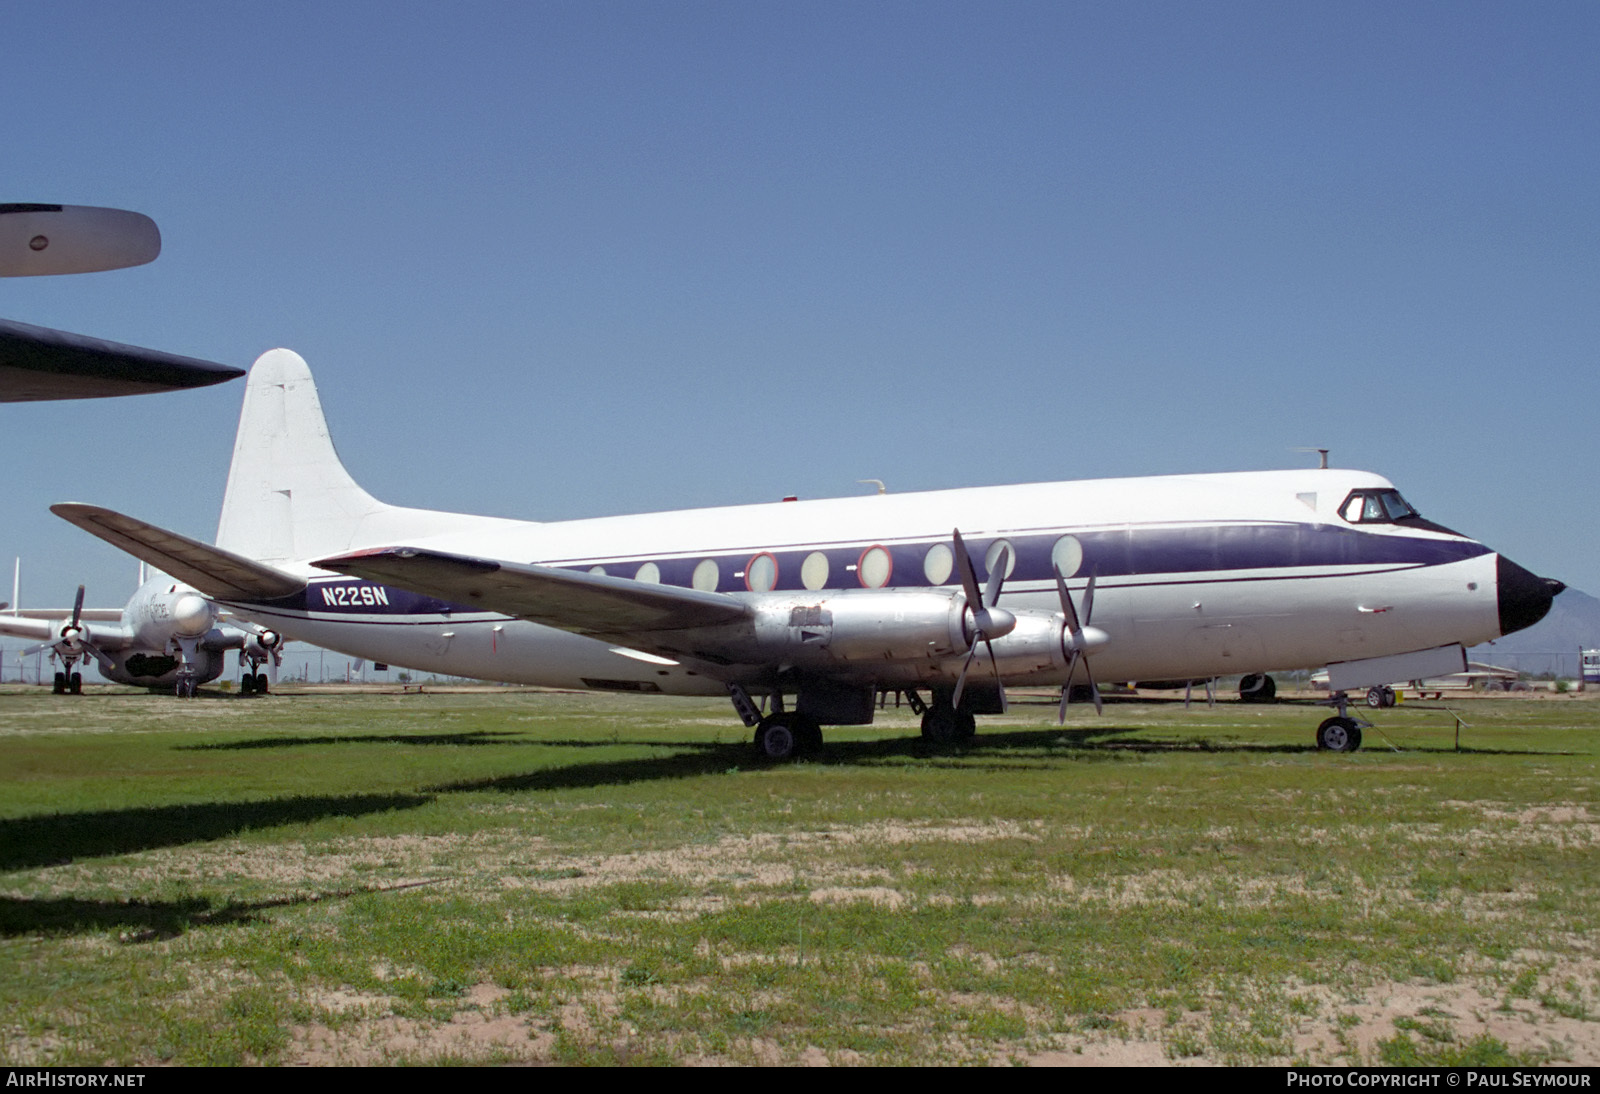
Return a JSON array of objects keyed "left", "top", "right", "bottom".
[
  {"left": 1051, "top": 535, "right": 1083, "bottom": 578},
  {"left": 801, "top": 551, "right": 830, "bottom": 590},
  {"left": 923, "top": 543, "right": 954, "bottom": 585},
  {"left": 985, "top": 539, "right": 1016, "bottom": 580},
  {"left": 858, "top": 545, "right": 893, "bottom": 588},
  {"left": 746, "top": 552, "right": 778, "bottom": 592},
  {"left": 635, "top": 562, "right": 661, "bottom": 584},
  {"left": 692, "top": 559, "right": 720, "bottom": 591}
]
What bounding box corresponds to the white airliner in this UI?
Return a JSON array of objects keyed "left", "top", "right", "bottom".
[
  {"left": 52, "top": 350, "right": 1562, "bottom": 755},
  {"left": 0, "top": 575, "right": 284, "bottom": 696}
]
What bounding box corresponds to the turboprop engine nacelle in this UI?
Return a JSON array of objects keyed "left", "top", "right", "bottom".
[
  {"left": 975, "top": 610, "right": 1113, "bottom": 678},
  {"left": 244, "top": 629, "right": 283, "bottom": 659},
  {"left": 748, "top": 590, "right": 974, "bottom": 666},
  {"left": 54, "top": 618, "right": 92, "bottom": 654}
]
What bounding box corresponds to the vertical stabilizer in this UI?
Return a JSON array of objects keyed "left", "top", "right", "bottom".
[
  {"left": 217, "top": 349, "right": 527, "bottom": 567},
  {"left": 216, "top": 349, "right": 384, "bottom": 565}
]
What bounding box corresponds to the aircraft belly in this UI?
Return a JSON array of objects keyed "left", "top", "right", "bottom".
[
  {"left": 239, "top": 612, "right": 727, "bottom": 696},
  {"left": 103, "top": 648, "right": 224, "bottom": 688}
]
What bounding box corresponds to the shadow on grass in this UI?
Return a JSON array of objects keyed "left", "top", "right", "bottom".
[
  {"left": 0, "top": 878, "right": 443, "bottom": 941},
  {"left": 5, "top": 724, "right": 1562, "bottom": 882},
  {"left": 179, "top": 730, "right": 530, "bottom": 750},
  {"left": 0, "top": 792, "right": 432, "bottom": 872}
]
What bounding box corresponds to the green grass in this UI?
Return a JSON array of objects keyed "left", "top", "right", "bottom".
[{"left": 1, "top": 685, "right": 1596, "bottom": 1065}]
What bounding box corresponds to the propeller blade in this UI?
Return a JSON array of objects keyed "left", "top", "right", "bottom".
[
  {"left": 70, "top": 585, "right": 85, "bottom": 629},
  {"left": 952, "top": 643, "right": 980, "bottom": 709},
  {"left": 1081, "top": 572, "right": 1096, "bottom": 625},
  {"left": 982, "top": 543, "right": 1009, "bottom": 607},
  {"left": 1059, "top": 650, "right": 1080, "bottom": 722},
  {"left": 952, "top": 528, "right": 983, "bottom": 611},
  {"left": 1054, "top": 565, "right": 1081, "bottom": 634},
  {"left": 985, "top": 636, "right": 1008, "bottom": 713}
]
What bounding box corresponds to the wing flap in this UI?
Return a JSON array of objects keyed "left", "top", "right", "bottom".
[
  {"left": 51, "top": 504, "right": 304, "bottom": 601},
  {"left": 316, "top": 547, "right": 752, "bottom": 636}
]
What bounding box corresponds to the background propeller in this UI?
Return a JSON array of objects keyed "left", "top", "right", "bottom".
[{"left": 951, "top": 529, "right": 1016, "bottom": 710}]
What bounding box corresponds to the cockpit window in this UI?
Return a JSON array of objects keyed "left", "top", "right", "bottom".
[{"left": 1340, "top": 489, "right": 1420, "bottom": 525}]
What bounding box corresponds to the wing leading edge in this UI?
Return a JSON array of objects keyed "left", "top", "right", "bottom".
[
  {"left": 316, "top": 547, "right": 753, "bottom": 637},
  {"left": 50, "top": 504, "right": 304, "bottom": 601}
]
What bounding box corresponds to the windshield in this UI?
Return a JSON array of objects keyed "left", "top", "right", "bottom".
[{"left": 1340, "top": 489, "right": 1419, "bottom": 525}]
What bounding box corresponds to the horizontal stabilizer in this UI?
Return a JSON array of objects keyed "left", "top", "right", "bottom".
[
  {"left": 317, "top": 547, "right": 752, "bottom": 637},
  {"left": 51, "top": 504, "right": 304, "bottom": 601}
]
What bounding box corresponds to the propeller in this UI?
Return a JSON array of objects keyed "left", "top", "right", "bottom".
[
  {"left": 951, "top": 529, "right": 1016, "bottom": 710},
  {"left": 1055, "top": 566, "right": 1110, "bottom": 719},
  {"left": 22, "top": 585, "right": 105, "bottom": 671}
]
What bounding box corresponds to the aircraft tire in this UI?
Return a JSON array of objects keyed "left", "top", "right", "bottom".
[
  {"left": 240, "top": 675, "right": 255, "bottom": 696},
  {"left": 52, "top": 672, "right": 65, "bottom": 695},
  {"left": 1365, "top": 687, "right": 1387, "bottom": 709},
  {"left": 753, "top": 714, "right": 801, "bottom": 762},
  {"left": 255, "top": 673, "right": 270, "bottom": 695},
  {"left": 1316, "top": 717, "right": 1361, "bottom": 753},
  {"left": 921, "top": 705, "right": 970, "bottom": 744},
  {"left": 69, "top": 672, "right": 82, "bottom": 694}
]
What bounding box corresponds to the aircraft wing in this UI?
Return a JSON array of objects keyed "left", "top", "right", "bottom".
[
  {"left": 0, "top": 318, "right": 243, "bottom": 402},
  {"left": 50, "top": 504, "right": 305, "bottom": 601},
  {"left": 0, "top": 614, "right": 135, "bottom": 651},
  {"left": 316, "top": 547, "right": 753, "bottom": 637}
]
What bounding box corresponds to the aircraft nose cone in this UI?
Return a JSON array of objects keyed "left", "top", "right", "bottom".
[
  {"left": 171, "top": 593, "right": 215, "bottom": 638},
  {"left": 1497, "top": 555, "right": 1563, "bottom": 637}
]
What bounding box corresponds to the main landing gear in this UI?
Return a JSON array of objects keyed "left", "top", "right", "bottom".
[
  {"left": 752, "top": 712, "right": 823, "bottom": 761},
  {"left": 239, "top": 672, "right": 270, "bottom": 695},
  {"left": 919, "top": 698, "right": 975, "bottom": 744},
  {"left": 52, "top": 670, "right": 83, "bottom": 695}
]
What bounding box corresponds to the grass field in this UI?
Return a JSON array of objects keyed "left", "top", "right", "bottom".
[{"left": 1, "top": 684, "right": 1596, "bottom": 1066}]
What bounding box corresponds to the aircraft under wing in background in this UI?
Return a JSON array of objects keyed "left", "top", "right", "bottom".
[
  {"left": 53, "top": 349, "right": 1564, "bottom": 757},
  {"left": 0, "top": 573, "right": 285, "bottom": 695},
  {"left": 0, "top": 203, "right": 243, "bottom": 401}
]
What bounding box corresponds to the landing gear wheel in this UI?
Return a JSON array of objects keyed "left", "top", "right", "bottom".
[
  {"left": 52, "top": 672, "right": 65, "bottom": 695},
  {"left": 921, "top": 706, "right": 975, "bottom": 743},
  {"left": 1316, "top": 716, "right": 1362, "bottom": 752},
  {"left": 753, "top": 714, "right": 818, "bottom": 761},
  {"left": 240, "top": 675, "right": 255, "bottom": 696},
  {"left": 254, "top": 673, "right": 270, "bottom": 695},
  {"left": 68, "top": 672, "right": 82, "bottom": 694},
  {"left": 1365, "top": 687, "right": 1389, "bottom": 709},
  {"left": 1239, "top": 673, "right": 1276, "bottom": 703}
]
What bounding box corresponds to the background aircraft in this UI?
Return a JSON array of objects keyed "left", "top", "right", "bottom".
[
  {"left": 0, "top": 572, "right": 284, "bottom": 696},
  {"left": 0, "top": 203, "right": 242, "bottom": 401},
  {"left": 50, "top": 349, "right": 1562, "bottom": 756}
]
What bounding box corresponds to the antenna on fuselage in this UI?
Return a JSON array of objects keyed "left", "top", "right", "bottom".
[
  {"left": 1292, "top": 447, "right": 1330, "bottom": 470},
  {"left": 858, "top": 479, "right": 887, "bottom": 495}
]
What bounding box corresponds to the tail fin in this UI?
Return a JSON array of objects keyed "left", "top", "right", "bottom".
[{"left": 216, "top": 349, "right": 508, "bottom": 566}]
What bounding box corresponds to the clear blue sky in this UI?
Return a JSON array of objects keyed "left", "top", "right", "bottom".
[{"left": 3, "top": 1, "right": 1596, "bottom": 612}]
